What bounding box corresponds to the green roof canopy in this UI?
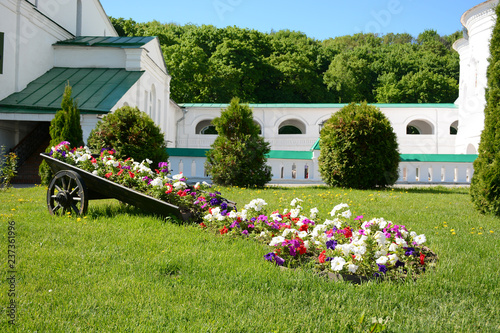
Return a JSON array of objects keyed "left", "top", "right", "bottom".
[
  {"left": 0, "top": 67, "right": 143, "bottom": 114},
  {"left": 56, "top": 36, "right": 155, "bottom": 48}
]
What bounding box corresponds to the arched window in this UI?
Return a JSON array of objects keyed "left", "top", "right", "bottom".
[
  {"left": 406, "top": 120, "right": 434, "bottom": 135},
  {"left": 278, "top": 119, "right": 306, "bottom": 135},
  {"left": 195, "top": 120, "right": 218, "bottom": 135},
  {"left": 254, "top": 121, "right": 262, "bottom": 134},
  {"left": 450, "top": 121, "right": 458, "bottom": 135}
]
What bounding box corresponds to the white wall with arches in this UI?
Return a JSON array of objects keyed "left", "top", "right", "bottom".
[{"left": 176, "top": 103, "right": 459, "bottom": 154}]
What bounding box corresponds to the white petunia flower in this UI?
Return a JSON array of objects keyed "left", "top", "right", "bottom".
[
  {"left": 413, "top": 234, "right": 427, "bottom": 245},
  {"left": 395, "top": 237, "right": 408, "bottom": 248},
  {"left": 150, "top": 177, "right": 163, "bottom": 188},
  {"left": 290, "top": 198, "right": 303, "bottom": 207},
  {"left": 376, "top": 256, "right": 389, "bottom": 265},
  {"left": 348, "top": 263, "right": 359, "bottom": 273},
  {"left": 331, "top": 257, "right": 346, "bottom": 271},
  {"left": 310, "top": 207, "right": 319, "bottom": 219},
  {"left": 172, "top": 173, "right": 184, "bottom": 180},
  {"left": 290, "top": 208, "right": 301, "bottom": 218},
  {"left": 330, "top": 203, "right": 349, "bottom": 216},
  {"left": 388, "top": 243, "right": 398, "bottom": 252},
  {"left": 388, "top": 254, "right": 399, "bottom": 265},
  {"left": 269, "top": 236, "right": 286, "bottom": 247},
  {"left": 341, "top": 210, "right": 352, "bottom": 219}
]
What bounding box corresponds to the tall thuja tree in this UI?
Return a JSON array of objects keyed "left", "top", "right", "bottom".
[
  {"left": 470, "top": 4, "right": 500, "bottom": 215},
  {"left": 39, "top": 84, "right": 84, "bottom": 184},
  {"left": 205, "top": 97, "right": 271, "bottom": 187}
]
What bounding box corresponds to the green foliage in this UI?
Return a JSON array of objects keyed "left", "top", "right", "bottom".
[
  {"left": 319, "top": 103, "right": 399, "bottom": 189},
  {"left": 111, "top": 16, "right": 459, "bottom": 103},
  {"left": 205, "top": 98, "right": 271, "bottom": 187},
  {"left": 87, "top": 106, "right": 168, "bottom": 166},
  {"left": 0, "top": 146, "right": 18, "bottom": 189},
  {"left": 470, "top": 4, "right": 500, "bottom": 216},
  {"left": 39, "top": 84, "right": 84, "bottom": 185}
]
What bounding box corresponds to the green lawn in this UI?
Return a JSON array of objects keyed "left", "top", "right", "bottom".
[{"left": 0, "top": 185, "right": 499, "bottom": 332}]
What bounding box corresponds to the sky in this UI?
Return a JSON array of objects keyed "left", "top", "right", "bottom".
[{"left": 100, "top": 0, "right": 484, "bottom": 40}]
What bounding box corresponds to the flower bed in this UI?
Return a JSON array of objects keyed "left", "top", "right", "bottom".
[{"left": 50, "top": 141, "right": 436, "bottom": 281}]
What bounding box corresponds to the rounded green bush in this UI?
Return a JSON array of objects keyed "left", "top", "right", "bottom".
[
  {"left": 205, "top": 97, "right": 271, "bottom": 187},
  {"left": 319, "top": 102, "right": 399, "bottom": 189},
  {"left": 87, "top": 106, "right": 168, "bottom": 165}
]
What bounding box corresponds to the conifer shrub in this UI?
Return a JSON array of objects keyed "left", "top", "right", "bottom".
[
  {"left": 87, "top": 106, "right": 168, "bottom": 166},
  {"left": 205, "top": 97, "right": 271, "bottom": 187},
  {"left": 470, "top": 4, "right": 500, "bottom": 216},
  {"left": 319, "top": 102, "right": 399, "bottom": 189},
  {"left": 39, "top": 84, "right": 84, "bottom": 184}
]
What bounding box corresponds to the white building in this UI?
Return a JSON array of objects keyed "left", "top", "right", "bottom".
[
  {"left": 453, "top": 0, "right": 499, "bottom": 154},
  {"left": 0, "top": 0, "right": 496, "bottom": 184}
]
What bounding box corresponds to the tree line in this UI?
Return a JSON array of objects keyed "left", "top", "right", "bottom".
[{"left": 111, "top": 17, "right": 461, "bottom": 104}]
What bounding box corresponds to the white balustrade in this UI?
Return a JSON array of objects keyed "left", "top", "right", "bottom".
[{"left": 168, "top": 156, "right": 474, "bottom": 185}]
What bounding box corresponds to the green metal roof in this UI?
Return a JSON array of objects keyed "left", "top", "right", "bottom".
[
  {"left": 167, "top": 148, "right": 313, "bottom": 160},
  {"left": 179, "top": 103, "right": 458, "bottom": 109},
  {"left": 55, "top": 36, "right": 155, "bottom": 48},
  {"left": 400, "top": 154, "right": 478, "bottom": 163},
  {"left": 0, "top": 67, "right": 144, "bottom": 114}
]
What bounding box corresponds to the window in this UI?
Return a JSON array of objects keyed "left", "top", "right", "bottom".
[
  {"left": 406, "top": 120, "right": 434, "bottom": 135},
  {"left": 0, "top": 32, "right": 4, "bottom": 74},
  {"left": 278, "top": 119, "right": 306, "bottom": 135},
  {"left": 450, "top": 121, "right": 458, "bottom": 135},
  {"left": 196, "top": 120, "right": 218, "bottom": 135}
]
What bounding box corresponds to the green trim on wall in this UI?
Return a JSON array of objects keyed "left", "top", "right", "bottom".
[
  {"left": 400, "top": 154, "right": 478, "bottom": 163},
  {"left": 167, "top": 148, "right": 477, "bottom": 163}
]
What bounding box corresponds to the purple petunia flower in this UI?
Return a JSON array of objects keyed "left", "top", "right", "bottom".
[
  {"left": 220, "top": 202, "right": 228, "bottom": 210},
  {"left": 405, "top": 247, "right": 416, "bottom": 256},
  {"left": 395, "top": 260, "right": 405, "bottom": 268},
  {"left": 275, "top": 256, "right": 285, "bottom": 266},
  {"left": 122, "top": 165, "right": 131, "bottom": 170},
  {"left": 289, "top": 247, "right": 297, "bottom": 256},
  {"left": 377, "top": 264, "right": 387, "bottom": 274},
  {"left": 61, "top": 151, "right": 66, "bottom": 157},
  {"left": 326, "top": 239, "right": 337, "bottom": 250},
  {"left": 290, "top": 239, "right": 300, "bottom": 249},
  {"left": 242, "top": 230, "right": 249, "bottom": 235},
  {"left": 264, "top": 252, "right": 275, "bottom": 261},
  {"left": 210, "top": 198, "right": 220, "bottom": 206}
]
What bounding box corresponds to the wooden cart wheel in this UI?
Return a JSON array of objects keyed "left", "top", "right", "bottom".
[{"left": 47, "top": 170, "right": 88, "bottom": 216}]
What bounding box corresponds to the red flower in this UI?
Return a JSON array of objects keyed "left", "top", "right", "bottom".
[
  {"left": 165, "top": 184, "right": 173, "bottom": 194},
  {"left": 125, "top": 157, "right": 131, "bottom": 162},
  {"left": 177, "top": 190, "right": 188, "bottom": 197},
  {"left": 318, "top": 250, "right": 326, "bottom": 263},
  {"left": 298, "top": 245, "right": 307, "bottom": 255},
  {"left": 199, "top": 222, "right": 207, "bottom": 228},
  {"left": 220, "top": 226, "right": 229, "bottom": 235},
  {"left": 299, "top": 224, "right": 308, "bottom": 232},
  {"left": 343, "top": 227, "right": 353, "bottom": 239},
  {"left": 128, "top": 171, "right": 135, "bottom": 178},
  {"left": 420, "top": 253, "right": 425, "bottom": 265},
  {"left": 292, "top": 217, "right": 300, "bottom": 223},
  {"left": 91, "top": 157, "right": 97, "bottom": 164},
  {"left": 105, "top": 172, "right": 113, "bottom": 179},
  {"left": 117, "top": 169, "right": 124, "bottom": 176}
]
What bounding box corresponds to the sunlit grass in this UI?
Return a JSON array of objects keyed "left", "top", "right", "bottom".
[{"left": 0, "top": 185, "right": 499, "bottom": 332}]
